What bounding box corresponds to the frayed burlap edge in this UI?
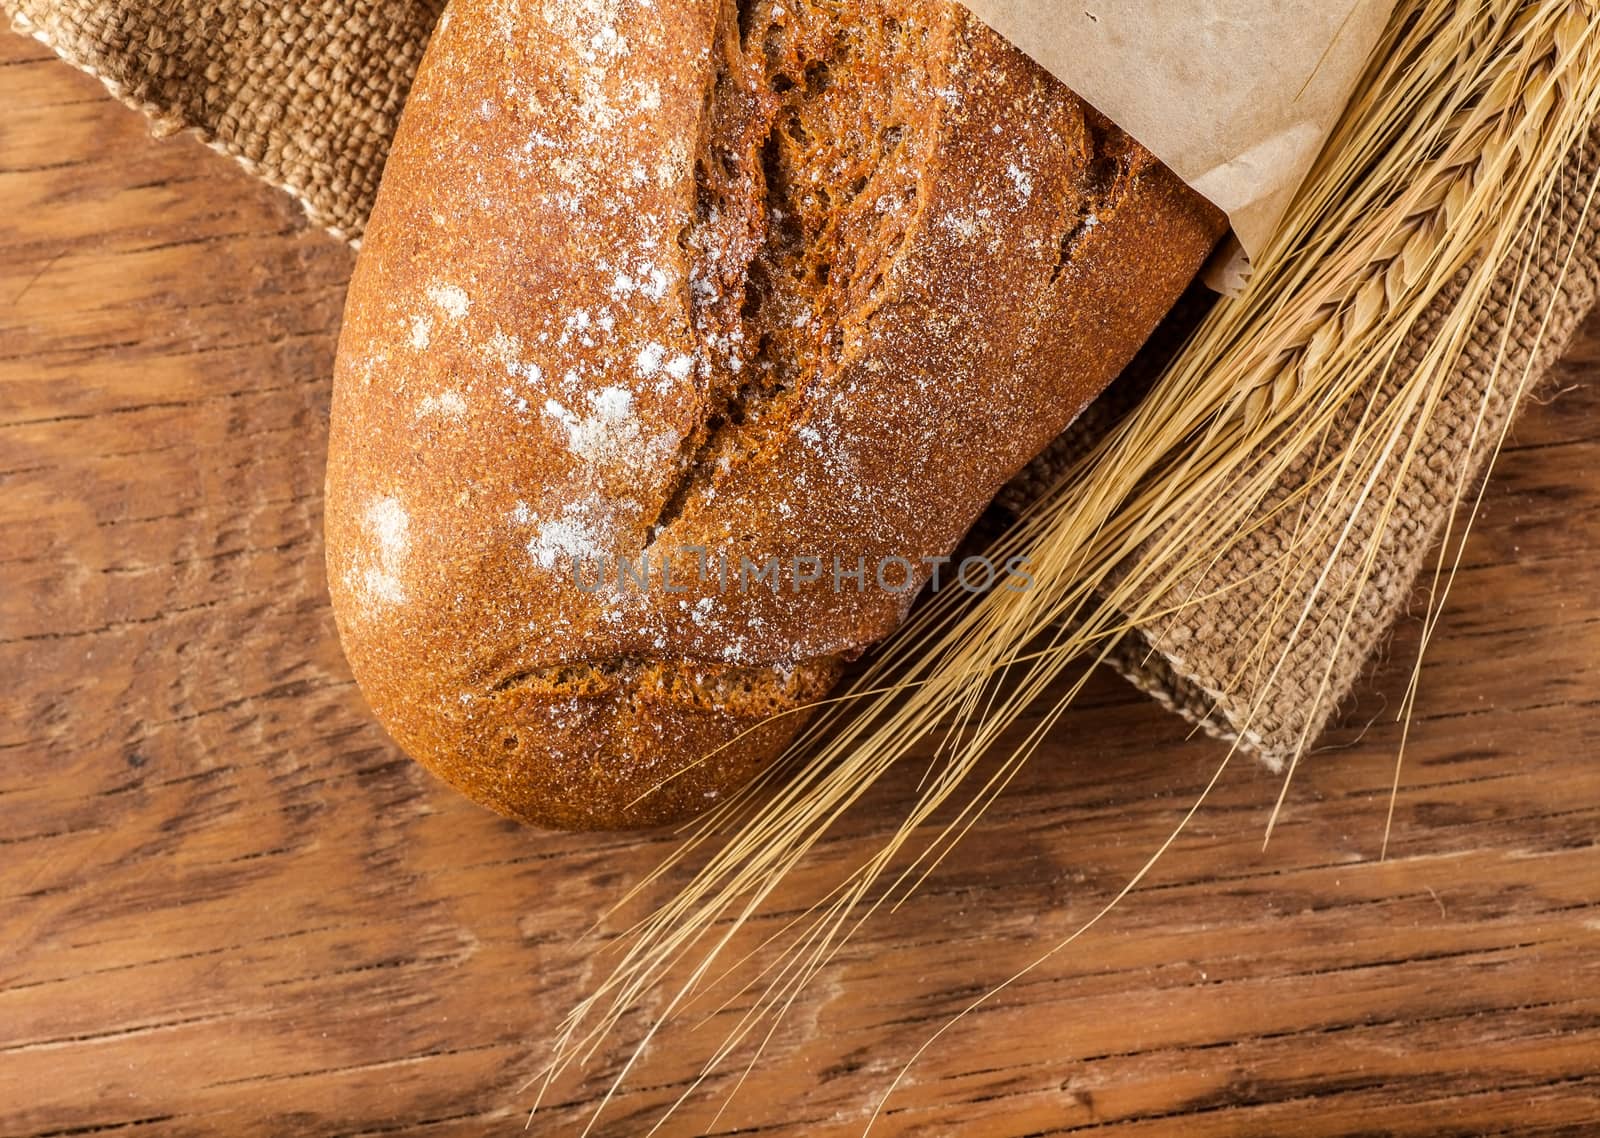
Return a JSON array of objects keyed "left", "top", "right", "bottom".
[{"left": 5, "top": 6, "right": 361, "bottom": 244}]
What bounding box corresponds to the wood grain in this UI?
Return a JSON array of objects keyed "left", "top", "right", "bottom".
[{"left": 2, "top": 30, "right": 1597, "bottom": 1137}]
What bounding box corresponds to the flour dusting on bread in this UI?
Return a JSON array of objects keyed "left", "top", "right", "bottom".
[
  {"left": 526, "top": 498, "right": 613, "bottom": 570},
  {"left": 542, "top": 387, "right": 680, "bottom": 470},
  {"left": 351, "top": 496, "right": 411, "bottom": 608},
  {"left": 426, "top": 282, "right": 472, "bottom": 321}
]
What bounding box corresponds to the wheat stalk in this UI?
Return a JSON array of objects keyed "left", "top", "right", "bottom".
[
  {"left": 530, "top": 1, "right": 1600, "bottom": 1131},
  {"left": 1235, "top": 3, "right": 1587, "bottom": 430}
]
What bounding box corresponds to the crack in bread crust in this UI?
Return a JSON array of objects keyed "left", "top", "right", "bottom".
[
  {"left": 652, "top": 0, "right": 952, "bottom": 540},
  {"left": 488, "top": 655, "right": 835, "bottom": 718}
]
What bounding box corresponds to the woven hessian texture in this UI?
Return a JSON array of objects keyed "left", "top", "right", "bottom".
[
  {"left": 1097, "top": 128, "right": 1600, "bottom": 766},
  {"left": 4, "top": 0, "right": 445, "bottom": 240},
  {"left": 6, "top": 0, "right": 1596, "bottom": 763}
]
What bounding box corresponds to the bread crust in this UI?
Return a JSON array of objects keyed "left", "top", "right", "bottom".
[{"left": 325, "top": 0, "right": 1226, "bottom": 829}]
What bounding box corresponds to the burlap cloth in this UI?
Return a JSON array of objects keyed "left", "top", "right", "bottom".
[{"left": 9, "top": 0, "right": 1597, "bottom": 766}]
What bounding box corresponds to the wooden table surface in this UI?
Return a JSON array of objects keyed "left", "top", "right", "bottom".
[{"left": 4, "top": 30, "right": 1599, "bottom": 1138}]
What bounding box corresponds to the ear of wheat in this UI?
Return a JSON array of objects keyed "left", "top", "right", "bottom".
[{"left": 533, "top": 1, "right": 1600, "bottom": 1130}]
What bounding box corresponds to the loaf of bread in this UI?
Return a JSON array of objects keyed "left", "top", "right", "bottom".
[{"left": 325, "top": 0, "right": 1226, "bottom": 829}]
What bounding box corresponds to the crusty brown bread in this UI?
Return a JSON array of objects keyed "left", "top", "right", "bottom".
[{"left": 325, "top": 0, "right": 1227, "bottom": 830}]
